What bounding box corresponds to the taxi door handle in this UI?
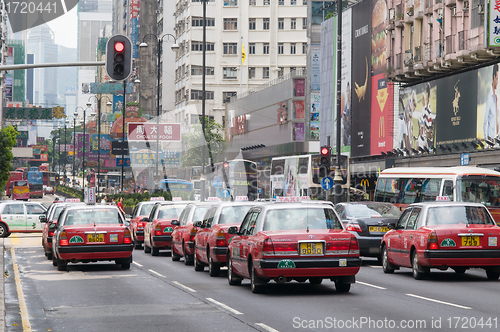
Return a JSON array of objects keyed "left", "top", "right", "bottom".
[
  {"left": 410, "top": 235, "right": 413, "bottom": 239},
  {"left": 398, "top": 235, "right": 401, "bottom": 238}
]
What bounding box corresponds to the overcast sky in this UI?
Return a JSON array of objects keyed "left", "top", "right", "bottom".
[{"left": 46, "top": 7, "right": 78, "bottom": 49}]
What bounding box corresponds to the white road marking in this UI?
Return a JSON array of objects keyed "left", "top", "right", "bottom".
[
  {"left": 172, "top": 281, "right": 197, "bottom": 293},
  {"left": 406, "top": 293, "right": 471, "bottom": 310},
  {"left": 357, "top": 281, "right": 387, "bottom": 290},
  {"left": 148, "top": 269, "right": 165, "bottom": 278},
  {"left": 255, "top": 323, "right": 280, "bottom": 332},
  {"left": 368, "top": 265, "right": 383, "bottom": 268},
  {"left": 132, "top": 262, "right": 143, "bottom": 267},
  {"left": 206, "top": 298, "right": 243, "bottom": 315}
]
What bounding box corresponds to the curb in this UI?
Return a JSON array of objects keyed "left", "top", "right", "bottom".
[{"left": 0, "top": 238, "right": 5, "bottom": 332}]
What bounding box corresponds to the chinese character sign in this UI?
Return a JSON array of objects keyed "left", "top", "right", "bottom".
[
  {"left": 490, "top": 0, "right": 500, "bottom": 47},
  {"left": 127, "top": 123, "right": 181, "bottom": 141}
]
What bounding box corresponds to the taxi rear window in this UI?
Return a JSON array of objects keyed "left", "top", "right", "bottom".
[
  {"left": 263, "top": 208, "right": 343, "bottom": 231},
  {"left": 158, "top": 205, "right": 186, "bottom": 219},
  {"left": 140, "top": 204, "right": 155, "bottom": 216},
  {"left": 65, "top": 209, "right": 122, "bottom": 225},
  {"left": 426, "top": 206, "right": 494, "bottom": 226}
]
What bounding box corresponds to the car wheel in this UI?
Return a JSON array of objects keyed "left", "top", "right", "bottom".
[
  {"left": 194, "top": 248, "right": 204, "bottom": 271},
  {"left": 411, "top": 251, "right": 427, "bottom": 280},
  {"left": 227, "top": 254, "right": 242, "bottom": 286},
  {"left": 335, "top": 281, "right": 351, "bottom": 293},
  {"left": 52, "top": 254, "right": 57, "bottom": 266},
  {"left": 250, "top": 266, "right": 265, "bottom": 294},
  {"left": 0, "top": 224, "right": 8, "bottom": 238},
  {"left": 309, "top": 277, "right": 322, "bottom": 285},
  {"left": 134, "top": 239, "right": 142, "bottom": 250},
  {"left": 382, "top": 245, "right": 395, "bottom": 274},
  {"left": 56, "top": 258, "right": 67, "bottom": 271},
  {"left": 144, "top": 238, "right": 152, "bottom": 253},
  {"left": 208, "top": 254, "right": 220, "bottom": 277},
  {"left": 183, "top": 242, "right": 193, "bottom": 265},
  {"left": 152, "top": 245, "right": 159, "bottom": 256},
  {"left": 453, "top": 267, "right": 466, "bottom": 274},
  {"left": 486, "top": 270, "right": 500, "bottom": 280},
  {"left": 172, "top": 247, "right": 181, "bottom": 261},
  {"left": 46, "top": 252, "right": 53, "bottom": 261},
  {"left": 121, "top": 262, "right": 131, "bottom": 270}
]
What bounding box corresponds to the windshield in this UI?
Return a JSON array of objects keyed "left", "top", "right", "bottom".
[
  {"left": 51, "top": 206, "right": 66, "bottom": 220},
  {"left": 193, "top": 206, "right": 209, "bottom": 222},
  {"left": 346, "top": 203, "right": 401, "bottom": 218},
  {"left": 457, "top": 177, "right": 500, "bottom": 207},
  {"left": 220, "top": 206, "right": 252, "bottom": 224},
  {"left": 14, "top": 181, "right": 28, "bottom": 186},
  {"left": 65, "top": 209, "right": 123, "bottom": 225},
  {"left": 139, "top": 204, "right": 155, "bottom": 216},
  {"left": 426, "top": 206, "right": 495, "bottom": 226},
  {"left": 263, "top": 208, "right": 343, "bottom": 231},
  {"left": 157, "top": 205, "right": 186, "bottom": 219}
]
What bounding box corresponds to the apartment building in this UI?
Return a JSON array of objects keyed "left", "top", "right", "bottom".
[{"left": 172, "top": 0, "right": 308, "bottom": 131}]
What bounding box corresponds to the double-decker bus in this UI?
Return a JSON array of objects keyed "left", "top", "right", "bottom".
[
  {"left": 12, "top": 180, "right": 29, "bottom": 200},
  {"left": 374, "top": 166, "right": 500, "bottom": 223},
  {"left": 159, "top": 179, "right": 194, "bottom": 199},
  {"left": 15, "top": 167, "right": 28, "bottom": 180},
  {"left": 39, "top": 163, "right": 49, "bottom": 172},
  {"left": 209, "top": 159, "right": 258, "bottom": 201},
  {"left": 6, "top": 171, "right": 24, "bottom": 196},
  {"left": 27, "top": 171, "right": 44, "bottom": 198},
  {"left": 270, "top": 155, "right": 322, "bottom": 199}
]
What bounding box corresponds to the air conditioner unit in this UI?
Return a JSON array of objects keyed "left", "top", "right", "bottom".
[
  {"left": 478, "top": 4, "right": 484, "bottom": 15},
  {"left": 463, "top": 1, "right": 469, "bottom": 10}
]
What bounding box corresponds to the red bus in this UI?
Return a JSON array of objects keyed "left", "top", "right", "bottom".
[
  {"left": 42, "top": 171, "right": 58, "bottom": 187},
  {"left": 6, "top": 171, "right": 23, "bottom": 196},
  {"left": 15, "top": 167, "right": 28, "bottom": 180},
  {"left": 39, "top": 163, "right": 49, "bottom": 172}
]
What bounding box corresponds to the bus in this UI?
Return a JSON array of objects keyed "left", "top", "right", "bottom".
[
  {"left": 12, "top": 180, "right": 29, "bottom": 200},
  {"left": 30, "top": 167, "right": 39, "bottom": 172},
  {"left": 374, "top": 166, "right": 500, "bottom": 223},
  {"left": 27, "top": 171, "right": 44, "bottom": 198},
  {"left": 6, "top": 171, "right": 24, "bottom": 196},
  {"left": 270, "top": 155, "right": 322, "bottom": 199},
  {"left": 39, "top": 163, "right": 49, "bottom": 172},
  {"left": 209, "top": 159, "right": 258, "bottom": 201},
  {"left": 42, "top": 171, "right": 58, "bottom": 187},
  {"left": 15, "top": 167, "right": 28, "bottom": 180},
  {"left": 159, "top": 179, "right": 194, "bottom": 199}
]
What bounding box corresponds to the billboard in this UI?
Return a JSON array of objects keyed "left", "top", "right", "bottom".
[
  {"left": 127, "top": 123, "right": 182, "bottom": 142},
  {"left": 340, "top": 8, "right": 352, "bottom": 153}
]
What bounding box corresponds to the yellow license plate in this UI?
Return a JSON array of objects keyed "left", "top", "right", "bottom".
[
  {"left": 87, "top": 234, "right": 104, "bottom": 242},
  {"left": 299, "top": 242, "right": 323, "bottom": 255},
  {"left": 461, "top": 236, "right": 480, "bottom": 247},
  {"left": 369, "top": 226, "right": 389, "bottom": 233}
]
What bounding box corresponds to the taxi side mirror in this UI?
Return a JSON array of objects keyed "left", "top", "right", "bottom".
[
  {"left": 193, "top": 221, "right": 203, "bottom": 228},
  {"left": 141, "top": 217, "right": 150, "bottom": 222},
  {"left": 125, "top": 214, "right": 132, "bottom": 219},
  {"left": 387, "top": 223, "right": 396, "bottom": 230},
  {"left": 171, "top": 220, "right": 180, "bottom": 226},
  {"left": 48, "top": 222, "right": 57, "bottom": 230},
  {"left": 227, "top": 226, "right": 239, "bottom": 235},
  {"left": 39, "top": 215, "right": 47, "bottom": 223}
]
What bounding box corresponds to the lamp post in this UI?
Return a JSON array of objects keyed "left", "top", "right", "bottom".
[
  {"left": 333, "top": 0, "right": 344, "bottom": 204},
  {"left": 58, "top": 124, "right": 62, "bottom": 177},
  {"left": 64, "top": 119, "right": 69, "bottom": 181},
  {"left": 140, "top": 33, "right": 179, "bottom": 190},
  {"left": 82, "top": 108, "right": 96, "bottom": 195},
  {"left": 73, "top": 112, "right": 78, "bottom": 186}
]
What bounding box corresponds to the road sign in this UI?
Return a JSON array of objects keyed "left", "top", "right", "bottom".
[
  {"left": 321, "top": 177, "right": 334, "bottom": 190},
  {"left": 221, "top": 189, "right": 231, "bottom": 198},
  {"left": 460, "top": 153, "right": 470, "bottom": 166}
]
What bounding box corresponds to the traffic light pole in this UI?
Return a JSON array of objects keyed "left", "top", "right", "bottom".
[{"left": 122, "top": 80, "right": 126, "bottom": 193}]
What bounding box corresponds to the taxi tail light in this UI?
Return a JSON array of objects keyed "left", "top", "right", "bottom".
[
  {"left": 349, "top": 236, "right": 360, "bottom": 254},
  {"left": 59, "top": 230, "right": 68, "bottom": 246},
  {"left": 48, "top": 231, "right": 54, "bottom": 237},
  {"left": 427, "top": 232, "right": 438, "bottom": 250},
  {"left": 124, "top": 229, "right": 132, "bottom": 244},
  {"left": 272, "top": 242, "right": 298, "bottom": 253},
  {"left": 326, "top": 241, "right": 350, "bottom": 251},
  {"left": 262, "top": 238, "right": 275, "bottom": 256},
  {"left": 190, "top": 228, "right": 197, "bottom": 241},
  {"left": 137, "top": 222, "right": 144, "bottom": 229},
  {"left": 345, "top": 223, "right": 362, "bottom": 233},
  {"left": 155, "top": 230, "right": 162, "bottom": 236},
  {"left": 216, "top": 229, "right": 226, "bottom": 247}
]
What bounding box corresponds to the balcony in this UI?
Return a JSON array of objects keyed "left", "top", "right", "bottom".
[
  {"left": 395, "top": 53, "right": 403, "bottom": 70},
  {"left": 444, "top": 0, "right": 456, "bottom": 6},
  {"left": 396, "top": 4, "right": 404, "bottom": 25},
  {"left": 424, "top": 43, "right": 432, "bottom": 62},
  {"left": 445, "top": 35, "right": 455, "bottom": 55},
  {"left": 414, "top": 46, "right": 422, "bottom": 62},
  {"left": 404, "top": 49, "right": 414, "bottom": 67},
  {"left": 458, "top": 30, "right": 469, "bottom": 51},
  {"left": 435, "top": 40, "right": 443, "bottom": 58}
]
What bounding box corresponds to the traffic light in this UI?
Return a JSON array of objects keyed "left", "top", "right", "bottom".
[
  {"left": 222, "top": 161, "right": 230, "bottom": 187},
  {"left": 106, "top": 35, "right": 132, "bottom": 81},
  {"left": 319, "top": 146, "right": 331, "bottom": 178}
]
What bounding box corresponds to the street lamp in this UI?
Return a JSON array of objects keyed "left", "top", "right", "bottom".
[
  {"left": 64, "top": 119, "right": 69, "bottom": 181},
  {"left": 87, "top": 96, "right": 112, "bottom": 193},
  {"left": 82, "top": 108, "right": 96, "bottom": 195},
  {"left": 73, "top": 112, "right": 78, "bottom": 186},
  {"left": 140, "top": 33, "right": 179, "bottom": 190},
  {"left": 58, "top": 124, "right": 62, "bottom": 177}
]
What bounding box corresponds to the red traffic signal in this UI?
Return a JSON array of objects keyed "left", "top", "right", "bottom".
[
  {"left": 106, "top": 35, "right": 132, "bottom": 81},
  {"left": 223, "top": 162, "right": 229, "bottom": 169},
  {"left": 114, "top": 42, "right": 125, "bottom": 52},
  {"left": 321, "top": 147, "right": 329, "bottom": 155}
]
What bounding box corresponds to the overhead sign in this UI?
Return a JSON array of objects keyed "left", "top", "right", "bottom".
[
  {"left": 128, "top": 123, "right": 181, "bottom": 142},
  {"left": 3, "top": 107, "right": 61, "bottom": 120},
  {"left": 87, "top": 82, "right": 135, "bottom": 94}
]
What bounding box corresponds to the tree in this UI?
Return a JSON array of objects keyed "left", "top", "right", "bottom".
[
  {"left": 0, "top": 126, "right": 19, "bottom": 193},
  {"left": 180, "top": 117, "right": 226, "bottom": 167}
]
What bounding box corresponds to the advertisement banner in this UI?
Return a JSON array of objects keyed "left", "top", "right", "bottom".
[
  {"left": 294, "top": 101, "right": 305, "bottom": 119},
  {"left": 116, "top": 158, "right": 131, "bottom": 167},
  {"left": 130, "top": 150, "right": 180, "bottom": 168},
  {"left": 489, "top": 0, "right": 500, "bottom": 47},
  {"left": 127, "top": 123, "right": 181, "bottom": 142},
  {"left": 311, "top": 44, "right": 321, "bottom": 91},
  {"left": 293, "top": 123, "right": 305, "bottom": 141},
  {"left": 310, "top": 93, "right": 320, "bottom": 140},
  {"left": 370, "top": 75, "right": 393, "bottom": 155},
  {"left": 351, "top": 0, "right": 372, "bottom": 157},
  {"left": 320, "top": 16, "right": 337, "bottom": 147},
  {"left": 340, "top": 8, "right": 352, "bottom": 153},
  {"left": 477, "top": 64, "right": 499, "bottom": 142},
  {"left": 76, "top": 133, "right": 90, "bottom": 158},
  {"left": 294, "top": 79, "right": 305, "bottom": 97},
  {"left": 90, "top": 134, "right": 113, "bottom": 154}
]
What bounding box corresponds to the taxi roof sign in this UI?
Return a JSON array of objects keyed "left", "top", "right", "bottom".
[
  {"left": 66, "top": 198, "right": 81, "bottom": 202},
  {"left": 150, "top": 197, "right": 165, "bottom": 201},
  {"left": 436, "top": 196, "right": 450, "bottom": 202},
  {"left": 172, "top": 197, "right": 182, "bottom": 201},
  {"left": 235, "top": 196, "right": 248, "bottom": 201},
  {"left": 207, "top": 197, "right": 221, "bottom": 201}
]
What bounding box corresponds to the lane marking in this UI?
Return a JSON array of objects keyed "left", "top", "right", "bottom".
[
  {"left": 206, "top": 298, "right": 243, "bottom": 315},
  {"left": 132, "top": 262, "right": 143, "bottom": 267},
  {"left": 148, "top": 269, "right": 165, "bottom": 278},
  {"left": 406, "top": 293, "right": 471, "bottom": 310},
  {"left": 255, "top": 323, "right": 280, "bottom": 332},
  {"left": 357, "top": 281, "right": 387, "bottom": 290},
  {"left": 368, "top": 265, "right": 382, "bottom": 268},
  {"left": 11, "top": 247, "right": 32, "bottom": 331},
  {"left": 172, "top": 281, "right": 197, "bottom": 293}
]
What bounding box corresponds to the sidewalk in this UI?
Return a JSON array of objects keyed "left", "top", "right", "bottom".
[{"left": 1, "top": 238, "right": 4, "bottom": 332}]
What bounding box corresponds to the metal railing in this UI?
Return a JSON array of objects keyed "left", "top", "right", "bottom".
[
  {"left": 395, "top": 53, "right": 403, "bottom": 70},
  {"left": 445, "top": 35, "right": 455, "bottom": 55},
  {"left": 414, "top": 46, "right": 422, "bottom": 62},
  {"left": 424, "top": 43, "right": 431, "bottom": 61},
  {"left": 404, "top": 49, "right": 414, "bottom": 66},
  {"left": 435, "top": 40, "right": 442, "bottom": 58},
  {"left": 458, "top": 30, "right": 468, "bottom": 51}
]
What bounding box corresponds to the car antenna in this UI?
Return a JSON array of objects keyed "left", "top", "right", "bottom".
[{"left": 306, "top": 225, "right": 309, "bottom": 233}]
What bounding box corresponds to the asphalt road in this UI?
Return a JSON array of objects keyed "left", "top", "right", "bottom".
[{"left": 4, "top": 221, "right": 500, "bottom": 331}]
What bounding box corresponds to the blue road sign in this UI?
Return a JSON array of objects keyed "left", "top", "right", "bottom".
[
  {"left": 221, "top": 189, "right": 231, "bottom": 198},
  {"left": 321, "top": 177, "right": 334, "bottom": 190},
  {"left": 460, "top": 153, "right": 470, "bottom": 166}
]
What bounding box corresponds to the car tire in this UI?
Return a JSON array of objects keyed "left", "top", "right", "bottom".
[
  {"left": 52, "top": 254, "right": 57, "bottom": 266},
  {"left": 0, "top": 224, "right": 8, "bottom": 238},
  {"left": 57, "top": 258, "right": 67, "bottom": 271},
  {"left": 382, "top": 245, "right": 395, "bottom": 274},
  {"left": 172, "top": 247, "right": 181, "bottom": 261},
  {"left": 227, "top": 254, "right": 242, "bottom": 286},
  {"left": 134, "top": 239, "right": 142, "bottom": 250},
  {"left": 335, "top": 281, "right": 351, "bottom": 293},
  {"left": 183, "top": 242, "right": 193, "bottom": 265},
  {"left": 486, "top": 270, "right": 500, "bottom": 280},
  {"left": 121, "top": 262, "right": 131, "bottom": 270},
  {"left": 208, "top": 254, "right": 220, "bottom": 277},
  {"left": 250, "top": 266, "right": 265, "bottom": 294},
  {"left": 411, "top": 251, "right": 427, "bottom": 280},
  {"left": 46, "top": 252, "right": 53, "bottom": 261},
  {"left": 152, "top": 246, "right": 159, "bottom": 256},
  {"left": 309, "top": 277, "right": 322, "bottom": 285},
  {"left": 453, "top": 267, "right": 466, "bottom": 274},
  {"left": 144, "top": 239, "right": 152, "bottom": 253},
  {"left": 194, "top": 249, "right": 204, "bottom": 272}
]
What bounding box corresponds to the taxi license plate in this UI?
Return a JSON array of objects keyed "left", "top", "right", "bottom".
[
  {"left": 369, "top": 226, "right": 389, "bottom": 233},
  {"left": 299, "top": 242, "right": 323, "bottom": 255},
  {"left": 87, "top": 234, "right": 104, "bottom": 242},
  {"left": 461, "top": 236, "right": 480, "bottom": 247}
]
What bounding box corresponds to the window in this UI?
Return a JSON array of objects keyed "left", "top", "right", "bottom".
[
  {"left": 191, "top": 65, "right": 214, "bottom": 75},
  {"left": 302, "top": 0, "right": 307, "bottom": 4},
  {"left": 191, "top": 90, "right": 214, "bottom": 100},
  {"left": 278, "top": 18, "right": 284, "bottom": 30},
  {"left": 223, "top": 67, "right": 238, "bottom": 79},
  {"left": 4, "top": 204, "right": 24, "bottom": 215},
  {"left": 291, "top": 0, "right": 297, "bottom": 4},
  {"left": 290, "top": 43, "right": 296, "bottom": 54},
  {"left": 302, "top": 17, "right": 307, "bottom": 29},
  {"left": 263, "top": 67, "right": 270, "bottom": 79},
  {"left": 249, "top": 18, "right": 256, "bottom": 30},
  {"left": 191, "top": 41, "right": 215, "bottom": 51},
  {"left": 290, "top": 67, "right": 296, "bottom": 73},
  {"left": 263, "top": 43, "right": 269, "bottom": 54},
  {"left": 278, "top": 43, "right": 284, "bottom": 54},
  {"left": 224, "top": 0, "right": 238, "bottom": 5},
  {"left": 263, "top": 18, "right": 270, "bottom": 30},
  {"left": 279, "top": 0, "right": 284, "bottom": 5},
  {"left": 223, "top": 91, "right": 237, "bottom": 103},
  {"left": 223, "top": 18, "right": 238, "bottom": 30},
  {"left": 264, "top": 0, "right": 270, "bottom": 4},
  {"left": 302, "top": 42, "right": 307, "bottom": 54},
  {"left": 248, "top": 67, "right": 256, "bottom": 78},
  {"left": 277, "top": 67, "right": 284, "bottom": 77},
  {"left": 223, "top": 42, "right": 238, "bottom": 54},
  {"left": 192, "top": 17, "right": 215, "bottom": 27},
  {"left": 291, "top": 18, "right": 296, "bottom": 30},
  {"left": 249, "top": 43, "right": 255, "bottom": 54},
  {"left": 250, "top": 0, "right": 256, "bottom": 4},
  {"left": 26, "top": 204, "right": 45, "bottom": 215}
]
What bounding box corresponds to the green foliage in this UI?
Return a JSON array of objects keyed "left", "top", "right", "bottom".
[
  {"left": 98, "top": 190, "right": 195, "bottom": 207},
  {"left": 56, "top": 185, "right": 84, "bottom": 200},
  {"left": 325, "top": 12, "right": 335, "bottom": 20},
  {"left": 180, "top": 117, "right": 226, "bottom": 167},
  {"left": 0, "top": 126, "right": 19, "bottom": 193}
]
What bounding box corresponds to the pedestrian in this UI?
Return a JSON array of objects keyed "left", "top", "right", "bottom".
[
  {"left": 117, "top": 197, "right": 125, "bottom": 215},
  {"left": 111, "top": 198, "right": 117, "bottom": 206},
  {"left": 101, "top": 195, "right": 107, "bottom": 205}
]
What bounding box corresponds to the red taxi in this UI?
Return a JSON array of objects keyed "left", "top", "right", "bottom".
[
  {"left": 227, "top": 203, "right": 361, "bottom": 293},
  {"left": 51, "top": 205, "right": 133, "bottom": 271},
  {"left": 129, "top": 201, "right": 157, "bottom": 249},
  {"left": 41, "top": 202, "right": 84, "bottom": 260},
  {"left": 143, "top": 202, "right": 187, "bottom": 256},
  {"left": 171, "top": 203, "right": 211, "bottom": 265},
  {"left": 381, "top": 202, "right": 500, "bottom": 280},
  {"left": 193, "top": 202, "right": 256, "bottom": 276}
]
